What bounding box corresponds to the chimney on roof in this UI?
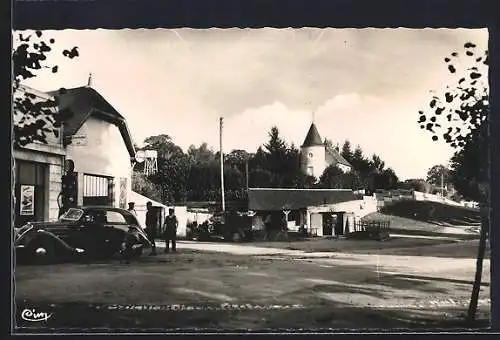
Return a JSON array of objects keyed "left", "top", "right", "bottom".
[{"left": 87, "top": 73, "right": 93, "bottom": 87}]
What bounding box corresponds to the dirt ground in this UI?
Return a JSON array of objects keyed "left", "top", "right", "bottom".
[{"left": 14, "top": 238, "right": 491, "bottom": 333}]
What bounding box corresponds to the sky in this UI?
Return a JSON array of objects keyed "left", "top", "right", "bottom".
[{"left": 15, "top": 28, "right": 488, "bottom": 180}]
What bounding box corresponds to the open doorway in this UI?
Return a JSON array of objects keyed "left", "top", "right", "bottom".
[
  {"left": 322, "top": 214, "right": 333, "bottom": 236},
  {"left": 334, "top": 212, "right": 345, "bottom": 236}
]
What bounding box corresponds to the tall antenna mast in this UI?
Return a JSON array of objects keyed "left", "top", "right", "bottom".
[
  {"left": 219, "top": 117, "right": 226, "bottom": 212},
  {"left": 144, "top": 150, "right": 158, "bottom": 176},
  {"left": 245, "top": 158, "right": 249, "bottom": 191}
]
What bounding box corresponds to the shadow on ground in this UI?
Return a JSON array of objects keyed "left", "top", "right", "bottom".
[
  {"left": 363, "top": 273, "right": 490, "bottom": 289},
  {"left": 388, "top": 228, "right": 479, "bottom": 240},
  {"left": 251, "top": 237, "right": 486, "bottom": 259}
]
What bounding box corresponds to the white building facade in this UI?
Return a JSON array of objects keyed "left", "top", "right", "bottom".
[
  {"left": 66, "top": 115, "right": 133, "bottom": 208},
  {"left": 13, "top": 85, "right": 136, "bottom": 226},
  {"left": 52, "top": 86, "right": 136, "bottom": 210}
]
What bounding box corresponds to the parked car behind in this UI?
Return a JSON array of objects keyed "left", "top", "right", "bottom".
[
  {"left": 15, "top": 206, "right": 152, "bottom": 264},
  {"left": 186, "top": 211, "right": 253, "bottom": 242}
]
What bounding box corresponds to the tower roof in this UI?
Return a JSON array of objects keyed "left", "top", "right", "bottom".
[{"left": 301, "top": 123, "right": 324, "bottom": 147}]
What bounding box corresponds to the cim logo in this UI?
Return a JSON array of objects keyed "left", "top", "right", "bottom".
[{"left": 20, "top": 308, "right": 52, "bottom": 322}]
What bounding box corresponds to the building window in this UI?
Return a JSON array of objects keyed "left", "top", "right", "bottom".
[
  {"left": 119, "top": 178, "right": 128, "bottom": 209},
  {"left": 83, "top": 174, "right": 112, "bottom": 206},
  {"left": 307, "top": 166, "right": 314, "bottom": 176},
  {"left": 84, "top": 175, "right": 109, "bottom": 197}
]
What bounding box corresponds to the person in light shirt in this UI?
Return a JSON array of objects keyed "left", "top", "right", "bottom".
[{"left": 127, "top": 202, "right": 137, "bottom": 216}]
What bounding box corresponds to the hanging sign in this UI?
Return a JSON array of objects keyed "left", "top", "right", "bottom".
[
  {"left": 20, "top": 185, "right": 35, "bottom": 216},
  {"left": 71, "top": 134, "right": 88, "bottom": 146}
]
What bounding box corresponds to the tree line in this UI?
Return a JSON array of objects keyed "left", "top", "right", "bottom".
[{"left": 132, "top": 127, "right": 401, "bottom": 204}]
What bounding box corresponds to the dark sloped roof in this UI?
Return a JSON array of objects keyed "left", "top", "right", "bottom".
[
  {"left": 248, "top": 188, "right": 356, "bottom": 211},
  {"left": 48, "top": 86, "right": 135, "bottom": 158},
  {"left": 301, "top": 123, "right": 324, "bottom": 147},
  {"left": 325, "top": 147, "right": 352, "bottom": 168}
]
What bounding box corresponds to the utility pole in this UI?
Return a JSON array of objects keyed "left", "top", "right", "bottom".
[
  {"left": 219, "top": 117, "right": 226, "bottom": 212},
  {"left": 441, "top": 171, "right": 444, "bottom": 197},
  {"left": 245, "top": 158, "right": 249, "bottom": 191}
]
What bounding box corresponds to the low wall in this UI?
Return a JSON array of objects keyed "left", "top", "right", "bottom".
[
  {"left": 376, "top": 190, "right": 478, "bottom": 210},
  {"left": 375, "top": 193, "right": 413, "bottom": 209},
  {"left": 413, "top": 191, "right": 464, "bottom": 207}
]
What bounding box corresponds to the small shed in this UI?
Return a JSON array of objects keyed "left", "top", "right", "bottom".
[{"left": 247, "top": 188, "right": 357, "bottom": 236}]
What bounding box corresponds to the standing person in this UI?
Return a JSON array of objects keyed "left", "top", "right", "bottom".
[
  {"left": 145, "top": 201, "right": 157, "bottom": 256},
  {"left": 163, "top": 208, "right": 178, "bottom": 253},
  {"left": 331, "top": 214, "right": 338, "bottom": 237},
  {"left": 127, "top": 202, "right": 137, "bottom": 216}
]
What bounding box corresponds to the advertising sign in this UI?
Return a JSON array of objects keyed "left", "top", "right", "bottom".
[{"left": 20, "top": 185, "right": 35, "bottom": 216}]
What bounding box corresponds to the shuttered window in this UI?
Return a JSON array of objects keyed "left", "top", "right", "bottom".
[{"left": 83, "top": 174, "right": 109, "bottom": 197}]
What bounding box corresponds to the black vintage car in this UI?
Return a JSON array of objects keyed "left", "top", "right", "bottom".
[{"left": 15, "top": 206, "right": 152, "bottom": 264}]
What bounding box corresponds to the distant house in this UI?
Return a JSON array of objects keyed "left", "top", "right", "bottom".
[
  {"left": 300, "top": 122, "right": 353, "bottom": 178},
  {"left": 247, "top": 188, "right": 360, "bottom": 237},
  {"left": 13, "top": 83, "right": 137, "bottom": 227}
]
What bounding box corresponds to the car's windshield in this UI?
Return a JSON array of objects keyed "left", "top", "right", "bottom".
[{"left": 59, "top": 208, "right": 84, "bottom": 221}]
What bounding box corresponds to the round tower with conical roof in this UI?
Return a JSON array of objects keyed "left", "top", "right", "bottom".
[{"left": 300, "top": 122, "right": 326, "bottom": 179}]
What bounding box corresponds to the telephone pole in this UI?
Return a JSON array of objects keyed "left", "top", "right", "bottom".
[
  {"left": 245, "top": 158, "right": 249, "bottom": 191},
  {"left": 219, "top": 117, "right": 226, "bottom": 212},
  {"left": 441, "top": 171, "right": 444, "bottom": 197}
]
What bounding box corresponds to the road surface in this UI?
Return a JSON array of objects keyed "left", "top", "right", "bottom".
[{"left": 14, "top": 240, "right": 491, "bottom": 331}]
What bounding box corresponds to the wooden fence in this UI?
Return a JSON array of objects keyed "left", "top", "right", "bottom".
[
  {"left": 351, "top": 220, "right": 391, "bottom": 241},
  {"left": 354, "top": 220, "right": 390, "bottom": 232}
]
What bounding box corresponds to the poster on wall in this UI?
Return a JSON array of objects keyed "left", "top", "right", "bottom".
[
  {"left": 119, "top": 178, "right": 127, "bottom": 209},
  {"left": 20, "top": 185, "right": 35, "bottom": 216}
]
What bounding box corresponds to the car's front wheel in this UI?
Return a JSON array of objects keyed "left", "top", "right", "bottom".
[
  {"left": 132, "top": 245, "right": 143, "bottom": 258},
  {"left": 231, "top": 231, "right": 242, "bottom": 243},
  {"left": 29, "top": 239, "right": 56, "bottom": 265}
]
